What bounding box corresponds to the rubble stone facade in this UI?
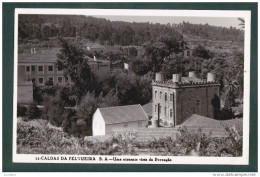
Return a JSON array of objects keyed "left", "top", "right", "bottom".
[{"left": 152, "top": 72, "right": 220, "bottom": 127}]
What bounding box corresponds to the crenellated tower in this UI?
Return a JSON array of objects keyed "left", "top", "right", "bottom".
[{"left": 151, "top": 72, "right": 221, "bottom": 127}]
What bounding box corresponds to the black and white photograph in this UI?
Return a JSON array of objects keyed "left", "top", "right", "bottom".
[{"left": 13, "top": 9, "right": 251, "bottom": 164}]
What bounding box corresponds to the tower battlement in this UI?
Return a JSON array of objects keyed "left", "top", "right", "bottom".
[
  {"left": 151, "top": 71, "right": 220, "bottom": 128},
  {"left": 152, "top": 80, "right": 220, "bottom": 88}
]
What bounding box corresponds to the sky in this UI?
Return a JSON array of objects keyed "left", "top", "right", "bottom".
[{"left": 93, "top": 15, "right": 242, "bottom": 29}]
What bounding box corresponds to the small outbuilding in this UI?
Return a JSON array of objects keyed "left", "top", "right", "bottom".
[{"left": 92, "top": 104, "right": 148, "bottom": 136}]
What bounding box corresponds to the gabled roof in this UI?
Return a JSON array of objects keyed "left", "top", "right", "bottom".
[
  {"left": 18, "top": 48, "right": 102, "bottom": 64},
  {"left": 181, "top": 114, "right": 223, "bottom": 128},
  {"left": 142, "top": 103, "right": 152, "bottom": 117},
  {"left": 99, "top": 104, "right": 148, "bottom": 125},
  {"left": 180, "top": 114, "right": 228, "bottom": 137}
]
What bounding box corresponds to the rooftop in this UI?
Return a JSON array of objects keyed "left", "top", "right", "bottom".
[
  {"left": 152, "top": 79, "right": 220, "bottom": 88},
  {"left": 99, "top": 104, "right": 148, "bottom": 125},
  {"left": 18, "top": 48, "right": 109, "bottom": 64},
  {"left": 180, "top": 114, "right": 228, "bottom": 137},
  {"left": 142, "top": 103, "right": 153, "bottom": 117}
]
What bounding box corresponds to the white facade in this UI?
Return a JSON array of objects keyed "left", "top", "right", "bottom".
[{"left": 92, "top": 109, "right": 106, "bottom": 136}]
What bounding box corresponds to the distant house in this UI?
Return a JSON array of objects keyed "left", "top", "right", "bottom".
[{"left": 92, "top": 104, "right": 149, "bottom": 136}]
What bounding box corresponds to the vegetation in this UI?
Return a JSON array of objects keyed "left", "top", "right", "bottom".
[
  {"left": 17, "top": 15, "right": 244, "bottom": 139},
  {"left": 56, "top": 38, "right": 95, "bottom": 103},
  {"left": 25, "top": 103, "right": 41, "bottom": 120},
  {"left": 17, "top": 122, "right": 242, "bottom": 156},
  {"left": 17, "top": 104, "right": 27, "bottom": 117}
]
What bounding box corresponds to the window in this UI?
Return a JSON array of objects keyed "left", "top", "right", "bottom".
[
  {"left": 155, "top": 105, "right": 157, "bottom": 112},
  {"left": 47, "top": 77, "right": 54, "bottom": 85},
  {"left": 38, "top": 77, "right": 44, "bottom": 86},
  {"left": 164, "top": 107, "right": 167, "bottom": 116},
  {"left": 38, "top": 65, "right": 43, "bottom": 73},
  {"left": 165, "top": 93, "right": 167, "bottom": 101},
  {"left": 124, "top": 123, "right": 128, "bottom": 127},
  {"left": 196, "top": 100, "right": 200, "bottom": 105},
  {"left": 170, "top": 109, "right": 173, "bottom": 117},
  {"left": 159, "top": 106, "right": 162, "bottom": 115},
  {"left": 160, "top": 92, "right": 162, "bottom": 99},
  {"left": 155, "top": 91, "right": 157, "bottom": 99},
  {"left": 48, "top": 65, "right": 53, "bottom": 72},
  {"left": 170, "top": 94, "right": 174, "bottom": 102},
  {"left": 25, "top": 65, "right": 30, "bottom": 74},
  {"left": 65, "top": 76, "right": 69, "bottom": 83},
  {"left": 57, "top": 77, "right": 63, "bottom": 84},
  {"left": 31, "top": 66, "right": 35, "bottom": 72},
  {"left": 57, "top": 66, "right": 63, "bottom": 73}
]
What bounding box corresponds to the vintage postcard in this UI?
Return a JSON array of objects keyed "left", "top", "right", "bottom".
[{"left": 13, "top": 8, "right": 251, "bottom": 165}]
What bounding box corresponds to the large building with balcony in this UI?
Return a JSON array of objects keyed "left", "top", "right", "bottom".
[{"left": 151, "top": 72, "right": 221, "bottom": 127}]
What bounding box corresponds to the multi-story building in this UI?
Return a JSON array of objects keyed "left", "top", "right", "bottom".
[
  {"left": 17, "top": 48, "right": 110, "bottom": 103},
  {"left": 151, "top": 71, "right": 220, "bottom": 127},
  {"left": 18, "top": 48, "right": 110, "bottom": 87}
]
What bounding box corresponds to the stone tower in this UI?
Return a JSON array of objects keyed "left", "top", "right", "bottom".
[{"left": 151, "top": 72, "right": 221, "bottom": 127}]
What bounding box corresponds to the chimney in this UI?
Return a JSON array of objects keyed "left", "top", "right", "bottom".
[
  {"left": 155, "top": 73, "right": 164, "bottom": 81},
  {"left": 207, "top": 72, "right": 216, "bottom": 82},
  {"left": 188, "top": 71, "right": 197, "bottom": 78},
  {"left": 172, "top": 73, "right": 181, "bottom": 83}
]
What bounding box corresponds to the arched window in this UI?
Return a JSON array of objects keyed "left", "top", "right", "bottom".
[
  {"left": 155, "top": 91, "right": 157, "bottom": 99},
  {"left": 160, "top": 92, "right": 162, "bottom": 99},
  {"left": 165, "top": 107, "right": 167, "bottom": 116},
  {"left": 165, "top": 93, "right": 167, "bottom": 101},
  {"left": 170, "top": 109, "right": 173, "bottom": 117},
  {"left": 155, "top": 105, "right": 157, "bottom": 112}
]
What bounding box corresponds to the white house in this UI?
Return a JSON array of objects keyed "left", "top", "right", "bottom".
[{"left": 92, "top": 104, "right": 149, "bottom": 136}]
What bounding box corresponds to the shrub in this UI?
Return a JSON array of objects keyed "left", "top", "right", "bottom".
[
  {"left": 25, "top": 103, "right": 41, "bottom": 120},
  {"left": 42, "top": 95, "right": 69, "bottom": 127},
  {"left": 17, "top": 104, "right": 27, "bottom": 117}
]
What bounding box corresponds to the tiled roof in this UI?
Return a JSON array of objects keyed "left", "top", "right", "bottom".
[
  {"left": 18, "top": 52, "right": 58, "bottom": 63},
  {"left": 180, "top": 114, "right": 228, "bottom": 137},
  {"left": 181, "top": 114, "right": 224, "bottom": 128},
  {"left": 18, "top": 49, "right": 98, "bottom": 63},
  {"left": 99, "top": 104, "right": 148, "bottom": 125},
  {"left": 142, "top": 103, "right": 152, "bottom": 116}
]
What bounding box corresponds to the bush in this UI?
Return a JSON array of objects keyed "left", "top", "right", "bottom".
[
  {"left": 17, "top": 104, "right": 27, "bottom": 117},
  {"left": 26, "top": 103, "right": 41, "bottom": 120},
  {"left": 42, "top": 95, "right": 69, "bottom": 127}
]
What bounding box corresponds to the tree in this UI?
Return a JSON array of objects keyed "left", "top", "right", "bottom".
[
  {"left": 223, "top": 78, "right": 239, "bottom": 110},
  {"left": 26, "top": 103, "right": 41, "bottom": 120},
  {"left": 131, "top": 58, "right": 150, "bottom": 76},
  {"left": 42, "top": 93, "right": 69, "bottom": 127},
  {"left": 77, "top": 90, "right": 119, "bottom": 134},
  {"left": 193, "top": 45, "right": 212, "bottom": 59},
  {"left": 238, "top": 18, "right": 245, "bottom": 29},
  {"left": 56, "top": 37, "right": 95, "bottom": 103}
]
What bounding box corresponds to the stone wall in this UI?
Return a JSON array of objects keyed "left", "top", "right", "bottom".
[
  {"left": 17, "top": 82, "right": 33, "bottom": 104},
  {"left": 152, "top": 85, "right": 177, "bottom": 126},
  {"left": 152, "top": 82, "right": 220, "bottom": 126}
]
